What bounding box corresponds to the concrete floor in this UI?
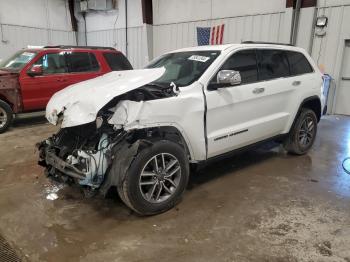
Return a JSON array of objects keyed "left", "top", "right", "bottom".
[{"left": 0, "top": 115, "right": 350, "bottom": 262}]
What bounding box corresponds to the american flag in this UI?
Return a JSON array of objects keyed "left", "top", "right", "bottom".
[{"left": 197, "top": 24, "right": 225, "bottom": 46}]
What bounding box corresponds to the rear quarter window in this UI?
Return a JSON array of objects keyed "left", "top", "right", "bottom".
[
  {"left": 103, "top": 52, "right": 133, "bottom": 71},
  {"left": 286, "top": 51, "right": 313, "bottom": 76}
]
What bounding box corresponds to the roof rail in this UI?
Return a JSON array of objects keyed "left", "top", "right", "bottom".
[
  {"left": 43, "top": 45, "right": 116, "bottom": 50},
  {"left": 241, "top": 41, "right": 295, "bottom": 47}
]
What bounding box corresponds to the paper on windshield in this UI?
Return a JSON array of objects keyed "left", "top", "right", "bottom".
[{"left": 188, "top": 55, "right": 210, "bottom": 62}]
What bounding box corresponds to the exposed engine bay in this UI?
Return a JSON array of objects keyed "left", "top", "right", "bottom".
[{"left": 37, "top": 83, "right": 178, "bottom": 192}]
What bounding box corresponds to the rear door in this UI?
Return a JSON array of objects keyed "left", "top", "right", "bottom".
[
  {"left": 20, "top": 51, "right": 69, "bottom": 111},
  {"left": 205, "top": 49, "right": 293, "bottom": 158},
  {"left": 64, "top": 51, "right": 102, "bottom": 86}
]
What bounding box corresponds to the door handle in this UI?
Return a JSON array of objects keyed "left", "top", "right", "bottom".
[
  {"left": 253, "top": 87, "right": 265, "bottom": 94},
  {"left": 57, "top": 78, "right": 67, "bottom": 82},
  {"left": 292, "top": 81, "right": 301, "bottom": 86}
]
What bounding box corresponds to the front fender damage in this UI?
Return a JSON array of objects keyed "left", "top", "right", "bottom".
[
  {"left": 99, "top": 139, "right": 152, "bottom": 196},
  {"left": 108, "top": 100, "right": 145, "bottom": 130}
]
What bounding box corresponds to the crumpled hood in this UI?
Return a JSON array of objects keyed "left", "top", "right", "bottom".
[{"left": 46, "top": 67, "right": 165, "bottom": 128}]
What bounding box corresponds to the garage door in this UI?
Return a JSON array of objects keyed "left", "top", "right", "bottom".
[{"left": 335, "top": 40, "right": 350, "bottom": 115}]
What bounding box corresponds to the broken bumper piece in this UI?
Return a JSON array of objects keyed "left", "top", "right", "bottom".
[
  {"left": 44, "top": 150, "right": 86, "bottom": 180},
  {"left": 38, "top": 131, "right": 114, "bottom": 188}
]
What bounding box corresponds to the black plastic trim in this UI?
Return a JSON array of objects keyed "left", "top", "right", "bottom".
[{"left": 197, "top": 134, "right": 287, "bottom": 168}]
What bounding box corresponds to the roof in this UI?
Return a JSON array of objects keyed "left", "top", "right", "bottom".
[
  {"left": 170, "top": 44, "right": 238, "bottom": 52},
  {"left": 24, "top": 45, "right": 118, "bottom": 52},
  {"left": 167, "top": 42, "right": 305, "bottom": 54},
  {"left": 43, "top": 45, "right": 116, "bottom": 50}
]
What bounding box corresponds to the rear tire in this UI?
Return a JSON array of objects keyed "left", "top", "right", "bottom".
[
  {"left": 284, "top": 108, "right": 317, "bottom": 155},
  {"left": 0, "top": 100, "right": 13, "bottom": 134},
  {"left": 117, "top": 140, "right": 189, "bottom": 215}
]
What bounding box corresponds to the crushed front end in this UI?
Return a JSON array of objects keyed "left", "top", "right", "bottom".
[
  {"left": 37, "top": 69, "right": 177, "bottom": 195},
  {"left": 37, "top": 120, "right": 126, "bottom": 193}
]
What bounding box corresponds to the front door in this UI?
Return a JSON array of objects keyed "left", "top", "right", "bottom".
[
  {"left": 205, "top": 49, "right": 293, "bottom": 158},
  {"left": 20, "top": 51, "right": 69, "bottom": 111},
  {"left": 335, "top": 40, "right": 350, "bottom": 115}
]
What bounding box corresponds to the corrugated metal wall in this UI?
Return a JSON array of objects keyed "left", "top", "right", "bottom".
[
  {"left": 0, "top": 24, "right": 75, "bottom": 59},
  {"left": 311, "top": 5, "right": 350, "bottom": 76},
  {"left": 0, "top": 24, "right": 75, "bottom": 54},
  {"left": 309, "top": 3, "right": 350, "bottom": 114},
  {"left": 0, "top": 0, "right": 76, "bottom": 60},
  {"left": 152, "top": 11, "right": 291, "bottom": 58},
  {"left": 86, "top": 26, "right": 149, "bottom": 69}
]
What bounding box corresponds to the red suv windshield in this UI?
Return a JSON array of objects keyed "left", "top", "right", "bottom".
[{"left": 0, "top": 50, "right": 37, "bottom": 72}]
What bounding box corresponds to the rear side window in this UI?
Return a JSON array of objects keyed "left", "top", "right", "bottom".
[
  {"left": 286, "top": 51, "right": 313, "bottom": 76},
  {"left": 219, "top": 50, "right": 258, "bottom": 84},
  {"left": 257, "top": 50, "right": 290, "bottom": 80},
  {"left": 66, "top": 52, "right": 99, "bottom": 73},
  {"left": 103, "top": 52, "right": 133, "bottom": 71}
]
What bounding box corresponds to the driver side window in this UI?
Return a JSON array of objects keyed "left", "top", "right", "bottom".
[
  {"left": 212, "top": 50, "right": 258, "bottom": 85},
  {"left": 33, "top": 52, "right": 67, "bottom": 75}
]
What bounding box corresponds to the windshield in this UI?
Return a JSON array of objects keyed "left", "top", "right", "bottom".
[
  {"left": 0, "top": 50, "right": 37, "bottom": 71},
  {"left": 146, "top": 51, "right": 221, "bottom": 87}
]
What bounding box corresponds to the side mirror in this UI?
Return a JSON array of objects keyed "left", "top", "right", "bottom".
[
  {"left": 27, "top": 65, "right": 43, "bottom": 77},
  {"left": 217, "top": 70, "right": 241, "bottom": 87}
]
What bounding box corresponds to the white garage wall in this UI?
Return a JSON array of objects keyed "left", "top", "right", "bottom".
[
  {"left": 152, "top": 0, "right": 292, "bottom": 58},
  {"left": 87, "top": 26, "right": 148, "bottom": 68},
  {"left": 311, "top": 3, "right": 350, "bottom": 76},
  {"left": 84, "top": 0, "right": 149, "bottom": 68},
  {"left": 0, "top": 0, "right": 76, "bottom": 60},
  {"left": 309, "top": 1, "right": 350, "bottom": 114}
]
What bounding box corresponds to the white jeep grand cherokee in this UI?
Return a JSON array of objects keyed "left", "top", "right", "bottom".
[{"left": 38, "top": 42, "right": 324, "bottom": 215}]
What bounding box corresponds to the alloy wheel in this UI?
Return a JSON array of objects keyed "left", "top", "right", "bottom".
[
  {"left": 139, "top": 153, "right": 181, "bottom": 203},
  {"left": 0, "top": 107, "right": 7, "bottom": 129},
  {"left": 298, "top": 116, "right": 315, "bottom": 147}
]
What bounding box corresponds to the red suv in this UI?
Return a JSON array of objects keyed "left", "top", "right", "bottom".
[{"left": 0, "top": 46, "right": 132, "bottom": 133}]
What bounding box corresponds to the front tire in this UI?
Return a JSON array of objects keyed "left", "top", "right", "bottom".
[
  {"left": 0, "top": 100, "right": 13, "bottom": 134},
  {"left": 284, "top": 108, "right": 318, "bottom": 155},
  {"left": 118, "top": 140, "right": 189, "bottom": 215}
]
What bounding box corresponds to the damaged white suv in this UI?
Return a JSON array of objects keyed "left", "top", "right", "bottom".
[{"left": 38, "top": 42, "right": 324, "bottom": 215}]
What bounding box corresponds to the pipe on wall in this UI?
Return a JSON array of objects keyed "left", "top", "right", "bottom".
[
  {"left": 290, "top": 0, "right": 302, "bottom": 45},
  {"left": 125, "top": 0, "right": 128, "bottom": 56},
  {"left": 82, "top": 11, "right": 88, "bottom": 46},
  {"left": 0, "top": 15, "right": 7, "bottom": 43},
  {"left": 308, "top": 5, "right": 318, "bottom": 54},
  {"left": 73, "top": 0, "right": 87, "bottom": 46}
]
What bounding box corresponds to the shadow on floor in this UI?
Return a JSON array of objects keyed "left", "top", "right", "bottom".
[
  {"left": 187, "top": 143, "right": 282, "bottom": 190},
  {"left": 12, "top": 116, "right": 47, "bottom": 128}
]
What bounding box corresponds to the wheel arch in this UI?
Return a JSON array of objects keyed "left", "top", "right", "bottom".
[
  {"left": 290, "top": 96, "right": 321, "bottom": 129},
  {"left": 300, "top": 96, "right": 322, "bottom": 122},
  {"left": 128, "top": 125, "right": 194, "bottom": 161},
  {"left": 99, "top": 125, "right": 194, "bottom": 196},
  {"left": 0, "top": 96, "right": 14, "bottom": 110}
]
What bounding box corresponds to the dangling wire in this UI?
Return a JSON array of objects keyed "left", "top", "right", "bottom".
[{"left": 342, "top": 157, "right": 350, "bottom": 175}]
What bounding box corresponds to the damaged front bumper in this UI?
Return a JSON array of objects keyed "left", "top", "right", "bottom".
[
  {"left": 40, "top": 147, "right": 86, "bottom": 180},
  {"left": 37, "top": 127, "right": 146, "bottom": 197},
  {"left": 37, "top": 131, "right": 117, "bottom": 189}
]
